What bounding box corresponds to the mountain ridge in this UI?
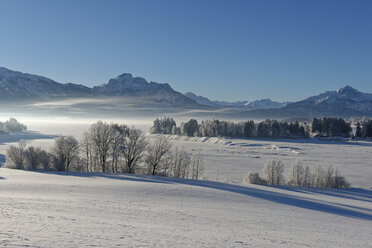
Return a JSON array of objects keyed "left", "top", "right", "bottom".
[
  {"left": 184, "top": 92, "right": 288, "bottom": 109},
  {"left": 1, "top": 67, "right": 372, "bottom": 117},
  {"left": 0, "top": 67, "right": 196, "bottom": 106}
]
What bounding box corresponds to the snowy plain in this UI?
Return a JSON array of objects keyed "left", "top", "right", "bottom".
[
  {"left": 0, "top": 168, "right": 371, "bottom": 247},
  {"left": 1, "top": 117, "right": 371, "bottom": 188},
  {"left": 0, "top": 117, "right": 372, "bottom": 247}
]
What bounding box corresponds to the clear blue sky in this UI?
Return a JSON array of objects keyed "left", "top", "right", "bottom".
[{"left": 1, "top": 0, "right": 371, "bottom": 102}]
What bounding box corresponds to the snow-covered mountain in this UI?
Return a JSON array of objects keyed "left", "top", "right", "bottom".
[
  {"left": 0, "top": 67, "right": 92, "bottom": 99},
  {"left": 184, "top": 92, "right": 286, "bottom": 110},
  {"left": 249, "top": 85, "right": 372, "bottom": 118},
  {"left": 2, "top": 67, "right": 372, "bottom": 117},
  {"left": 0, "top": 67, "right": 196, "bottom": 106},
  {"left": 281, "top": 85, "right": 372, "bottom": 117},
  {"left": 184, "top": 92, "right": 221, "bottom": 107},
  {"left": 244, "top": 99, "right": 288, "bottom": 110},
  {"left": 93, "top": 73, "right": 195, "bottom": 105}
]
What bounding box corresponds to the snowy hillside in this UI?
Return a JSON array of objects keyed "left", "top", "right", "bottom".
[{"left": 0, "top": 168, "right": 371, "bottom": 247}]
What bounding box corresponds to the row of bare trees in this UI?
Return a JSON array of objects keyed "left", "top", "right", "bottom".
[
  {"left": 244, "top": 159, "right": 350, "bottom": 188},
  {"left": 5, "top": 121, "right": 204, "bottom": 180}
]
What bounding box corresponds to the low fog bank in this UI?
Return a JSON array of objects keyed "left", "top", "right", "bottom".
[{"left": 0, "top": 97, "right": 275, "bottom": 122}]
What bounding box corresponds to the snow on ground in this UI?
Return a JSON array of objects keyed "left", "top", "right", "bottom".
[
  {"left": 157, "top": 135, "right": 372, "bottom": 188},
  {"left": 0, "top": 168, "right": 371, "bottom": 248},
  {"left": 1, "top": 120, "right": 372, "bottom": 188}
]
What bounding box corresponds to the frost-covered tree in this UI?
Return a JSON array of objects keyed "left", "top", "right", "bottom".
[
  {"left": 170, "top": 147, "right": 191, "bottom": 178},
  {"left": 0, "top": 118, "right": 27, "bottom": 133},
  {"left": 110, "top": 124, "right": 129, "bottom": 173},
  {"left": 5, "top": 141, "right": 28, "bottom": 169},
  {"left": 303, "top": 165, "right": 311, "bottom": 187},
  {"left": 88, "top": 121, "right": 114, "bottom": 172},
  {"left": 150, "top": 117, "right": 177, "bottom": 134},
  {"left": 181, "top": 119, "right": 199, "bottom": 136},
  {"left": 25, "top": 146, "right": 42, "bottom": 170},
  {"left": 288, "top": 160, "right": 304, "bottom": 186},
  {"left": 52, "top": 136, "right": 79, "bottom": 171},
  {"left": 191, "top": 152, "right": 204, "bottom": 180},
  {"left": 5, "top": 142, "right": 51, "bottom": 170},
  {"left": 80, "top": 131, "right": 93, "bottom": 172},
  {"left": 243, "top": 172, "right": 266, "bottom": 185},
  {"left": 121, "top": 128, "right": 147, "bottom": 173},
  {"left": 311, "top": 165, "right": 326, "bottom": 188},
  {"left": 263, "top": 159, "right": 285, "bottom": 185}
]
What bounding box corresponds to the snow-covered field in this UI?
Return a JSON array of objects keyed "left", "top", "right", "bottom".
[
  {"left": 1, "top": 118, "right": 372, "bottom": 247},
  {"left": 0, "top": 168, "right": 371, "bottom": 247},
  {"left": 1, "top": 118, "right": 372, "bottom": 188},
  {"left": 162, "top": 135, "right": 372, "bottom": 188}
]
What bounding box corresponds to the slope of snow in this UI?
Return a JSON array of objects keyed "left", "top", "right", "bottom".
[{"left": 0, "top": 168, "right": 371, "bottom": 247}]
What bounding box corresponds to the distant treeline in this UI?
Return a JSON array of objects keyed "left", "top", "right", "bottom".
[
  {"left": 311, "top": 117, "right": 351, "bottom": 137},
  {"left": 355, "top": 120, "right": 372, "bottom": 138},
  {"left": 150, "top": 117, "right": 372, "bottom": 139},
  {"left": 151, "top": 117, "right": 308, "bottom": 138}
]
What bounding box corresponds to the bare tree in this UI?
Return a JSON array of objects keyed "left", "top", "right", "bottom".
[
  {"left": 333, "top": 168, "right": 350, "bottom": 188},
  {"left": 243, "top": 171, "right": 266, "bottom": 185},
  {"left": 303, "top": 165, "right": 311, "bottom": 187},
  {"left": 311, "top": 165, "right": 325, "bottom": 188},
  {"left": 25, "top": 146, "right": 41, "bottom": 170},
  {"left": 325, "top": 165, "right": 335, "bottom": 188},
  {"left": 170, "top": 147, "right": 191, "bottom": 178},
  {"left": 37, "top": 148, "right": 51, "bottom": 170},
  {"left": 110, "top": 124, "right": 128, "bottom": 173},
  {"left": 88, "top": 121, "right": 114, "bottom": 172},
  {"left": 52, "top": 136, "right": 79, "bottom": 171},
  {"left": 263, "top": 159, "right": 285, "bottom": 185},
  {"left": 121, "top": 128, "right": 147, "bottom": 173},
  {"left": 146, "top": 136, "right": 172, "bottom": 175},
  {"left": 288, "top": 160, "right": 304, "bottom": 186},
  {"left": 5, "top": 140, "right": 27, "bottom": 169},
  {"left": 191, "top": 152, "right": 204, "bottom": 180},
  {"left": 80, "top": 131, "right": 93, "bottom": 172}
]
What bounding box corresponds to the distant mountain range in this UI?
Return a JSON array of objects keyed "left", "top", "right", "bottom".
[
  {"left": 273, "top": 85, "right": 372, "bottom": 118},
  {"left": 184, "top": 92, "right": 288, "bottom": 110},
  {"left": 0, "top": 67, "right": 195, "bottom": 106},
  {"left": 1, "top": 67, "right": 372, "bottom": 118}
]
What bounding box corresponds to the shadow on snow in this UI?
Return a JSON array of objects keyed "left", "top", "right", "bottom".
[{"left": 30, "top": 170, "right": 372, "bottom": 221}]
